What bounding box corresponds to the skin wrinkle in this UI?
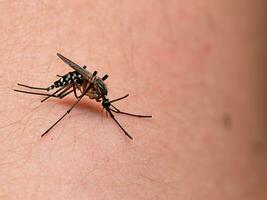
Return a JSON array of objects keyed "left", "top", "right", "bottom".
[
  {"left": 158, "top": 0, "right": 177, "bottom": 45},
  {"left": 139, "top": 173, "right": 179, "bottom": 191},
  {"left": 0, "top": 121, "right": 20, "bottom": 131},
  {"left": 1, "top": 112, "right": 31, "bottom": 141},
  {"left": 66, "top": 166, "right": 102, "bottom": 189}
]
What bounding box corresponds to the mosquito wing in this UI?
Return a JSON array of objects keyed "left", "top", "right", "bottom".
[{"left": 57, "top": 53, "right": 92, "bottom": 80}]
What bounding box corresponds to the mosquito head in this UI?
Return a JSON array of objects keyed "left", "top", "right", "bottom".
[{"left": 102, "top": 97, "right": 111, "bottom": 109}]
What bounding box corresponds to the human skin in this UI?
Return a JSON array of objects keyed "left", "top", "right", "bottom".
[{"left": 0, "top": 0, "right": 266, "bottom": 199}]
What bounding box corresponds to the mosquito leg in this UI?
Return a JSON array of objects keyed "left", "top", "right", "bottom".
[
  {"left": 106, "top": 109, "right": 133, "bottom": 140},
  {"left": 73, "top": 70, "right": 97, "bottom": 99},
  {"left": 41, "top": 72, "right": 97, "bottom": 137},
  {"left": 73, "top": 86, "right": 81, "bottom": 98},
  {"left": 109, "top": 94, "right": 129, "bottom": 103},
  {"left": 14, "top": 89, "right": 56, "bottom": 97},
  {"left": 109, "top": 105, "right": 152, "bottom": 118},
  {"left": 41, "top": 85, "right": 71, "bottom": 102},
  {"left": 41, "top": 97, "right": 81, "bottom": 137},
  {"left": 91, "top": 71, "right": 97, "bottom": 80},
  {"left": 73, "top": 84, "right": 84, "bottom": 99},
  {"left": 59, "top": 89, "right": 74, "bottom": 99},
  {"left": 17, "top": 83, "right": 49, "bottom": 91},
  {"left": 56, "top": 85, "right": 72, "bottom": 97},
  {"left": 15, "top": 86, "right": 75, "bottom": 102},
  {"left": 41, "top": 85, "right": 92, "bottom": 137},
  {"left": 102, "top": 74, "right": 109, "bottom": 81}
]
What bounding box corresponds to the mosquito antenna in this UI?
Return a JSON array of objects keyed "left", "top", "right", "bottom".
[
  {"left": 109, "top": 94, "right": 129, "bottom": 103},
  {"left": 17, "top": 83, "right": 49, "bottom": 91},
  {"left": 106, "top": 109, "right": 133, "bottom": 140},
  {"left": 110, "top": 104, "right": 152, "bottom": 118}
]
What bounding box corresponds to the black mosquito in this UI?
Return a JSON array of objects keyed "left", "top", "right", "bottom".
[{"left": 14, "top": 53, "right": 152, "bottom": 140}]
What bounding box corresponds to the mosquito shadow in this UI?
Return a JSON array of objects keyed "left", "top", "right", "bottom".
[{"left": 46, "top": 97, "right": 103, "bottom": 115}]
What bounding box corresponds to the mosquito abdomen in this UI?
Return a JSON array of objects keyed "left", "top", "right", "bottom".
[{"left": 48, "top": 71, "right": 84, "bottom": 91}]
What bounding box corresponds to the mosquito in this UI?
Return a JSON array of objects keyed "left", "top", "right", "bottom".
[{"left": 14, "top": 53, "right": 152, "bottom": 140}]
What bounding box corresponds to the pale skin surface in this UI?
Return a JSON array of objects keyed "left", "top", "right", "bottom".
[{"left": 0, "top": 0, "right": 266, "bottom": 199}]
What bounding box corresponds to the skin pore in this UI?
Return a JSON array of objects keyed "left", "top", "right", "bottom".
[{"left": 0, "top": 0, "right": 266, "bottom": 199}]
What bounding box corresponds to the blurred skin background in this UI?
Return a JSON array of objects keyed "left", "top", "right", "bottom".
[{"left": 0, "top": 0, "right": 266, "bottom": 199}]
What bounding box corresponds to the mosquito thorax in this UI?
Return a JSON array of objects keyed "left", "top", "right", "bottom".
[{"left": 95, "top": 78, "right": 108, "bottom": 96}]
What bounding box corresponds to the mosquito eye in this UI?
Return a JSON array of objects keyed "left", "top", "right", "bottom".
[{"left": 102, "top": 100, "right": 110, "bottom": 108}]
